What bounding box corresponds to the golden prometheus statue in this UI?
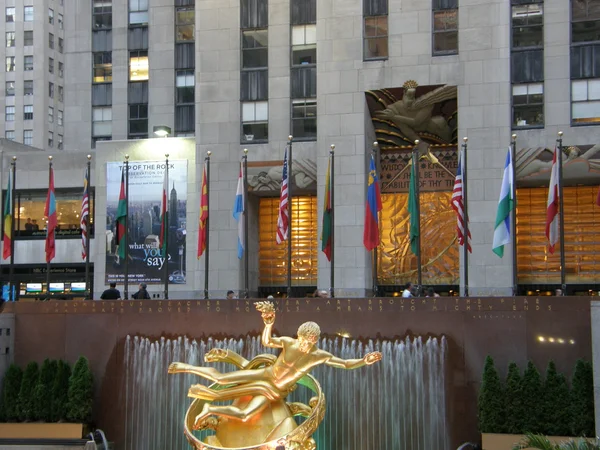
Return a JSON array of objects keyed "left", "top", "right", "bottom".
[{"left": 168, "top": 301, "right": 382, "bottom": 450}]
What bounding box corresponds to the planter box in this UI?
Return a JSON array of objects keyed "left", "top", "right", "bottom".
[
  {"left": 482, "top": 433, "right": 593, "bottom": 450},
  {"left": 0, "top": 423, "right": 85, "bottom": 439}
]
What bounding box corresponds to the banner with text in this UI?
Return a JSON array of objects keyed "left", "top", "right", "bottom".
[{"left": 105, "top": 160, "right": 188, "bottom": 285}]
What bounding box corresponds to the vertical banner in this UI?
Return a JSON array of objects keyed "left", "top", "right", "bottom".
[{"left": 105, "top": 160, "right": 188, "bottom": 284}]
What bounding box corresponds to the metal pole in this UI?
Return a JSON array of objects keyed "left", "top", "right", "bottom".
[
  {"left": 8, "top": 157, "right": 16, "bottom": 301},
  {"left": 85, "top": 155, "right": 92, "bottom": 299},
  {"left": 287, "top": 135, "right": 293, "bottom": 298},
  {"left": 204, "top": 152, "right": 211, "bottom": 299},
  {"left": 462, "top": 137, "right": 469, "bottom": 297},
  {"left": 243, "top": 149, "right": 249, "bottom": 299},
  {"left": 46, "top": 156, "right": 53, "bottom": 300},
  {"left": 124, "top": 155, "right": 130, "bottom": 300},
  {"left": 510, "top": 135, "right": 518, "bottom": 296},
  {"left": 164, "top": 154, "right": 169, "bottom": 300},
  {"left": 557, "top": 131, "right": 566, "bottom": 295},
  {"left": 413, "top": 141, "right": 423, "bottom": 294},
  {"left": 329, "top": 144, "right": 335, "bottom": 299},
  {"left": 372, "top": 142, "right": 380, "bottom": 297}
]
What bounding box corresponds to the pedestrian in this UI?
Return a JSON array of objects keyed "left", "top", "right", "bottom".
[
  {"left": 402, "top": 282, "right": 413, "bottom": 298},
  {"left": 100, "top": 282, "right": 121, "bottom": 300},
  {"left": 132, "top": 283, "right": 151, "bottom": 299},
  {"left": 426, "top": 287, "right": 440, "bottom": 298},
  {"left": 226, "top": 290, "right": 235, "bottom": 300}
]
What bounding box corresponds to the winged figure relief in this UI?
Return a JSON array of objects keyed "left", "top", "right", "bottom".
[{"left": 376, "top": 81, "right": 457, "bottom": 144}]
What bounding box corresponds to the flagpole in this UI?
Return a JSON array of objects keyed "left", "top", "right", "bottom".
[
  {"left": 510, "top": 135, "right": 518, "bottom": 296},
  {"left": 46, "top": 156, "right": 53, "bottom": 300},
  {"left": 85, "top": 155, "right": 92, "bottom": 299},
  {"left": 243, "top": 149, "right": 249, "bottom": 299},
  {"left": 164, "top": 154, "right": 169, "bottom": 300},
  {"left": 8, "top": 156, "right": 16, "bottom": 301},
  {"left": 287, "top": 135, "right": 293, "bottom": 298},
  {"left": 124, "top": 155, "right": 130, "bottom": 300},
  {"left": 462, "top": 137, "right": 469, "bottom": 297},
  {"left": 413, "top": 140, "right": 422, "bottom": 294},
  {"left": 372, "top": 142, "right": 380, "bottom": 297},
  {"left": 557, "top": 131, "right": 566, "bottom": 296},
  {"left": 329, "top": 144, "right": 335, "bottom": 298},
  {"left": 204, "top": 151, "right": 211, "bottom": 300}
]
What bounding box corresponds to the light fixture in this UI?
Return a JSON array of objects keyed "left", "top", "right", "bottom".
[{"left": 153, "top": 125, "right": 172, "bottom": 138}]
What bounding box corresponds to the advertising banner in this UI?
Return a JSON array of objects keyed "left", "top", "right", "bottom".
[{"left": 105, "top": 160, "right": 188, "bottom": 284}]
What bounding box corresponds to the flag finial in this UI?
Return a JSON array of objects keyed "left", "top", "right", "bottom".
[
  {"left": 12, "top": 156, "right": 16, "bottom": 162},
  {"left": 558, "top": 131, "right": 563, "bottom": 137},
  {"left": 48, "top": 155, "right": 53, "bottom": 161},
  {"left": 463, "top": 137, "right": 468, "bottom": 143},
  {"left": 243, "top": 148, "right": 248, "bottom": 155},
  {"left": 511, "top": 134, "right": 517, "bottom": 140},
  {"left": 87, "top": 154, "right": 92, "bottom": 160},
  {"left": 330, "top": 144, "right": 335, "bottom": 152}
]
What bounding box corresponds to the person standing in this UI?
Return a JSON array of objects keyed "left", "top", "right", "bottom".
[
  {"left": 402, "top": 282, "right": 413, "bottom": 298},
  {"left": 226, "top": 290, "right": 236, "bottom": 300},
  {"left": 100, "top": 282, "right": 121, "bottom": 300},
  {"left": 132, "top": 283, "right": 151, "bottom": 299}
]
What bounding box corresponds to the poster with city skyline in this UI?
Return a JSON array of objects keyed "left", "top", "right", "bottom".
[{"left": 105, "top": 160, "right": 188, "bottom": 285}]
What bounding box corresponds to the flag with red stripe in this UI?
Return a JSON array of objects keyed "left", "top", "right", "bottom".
[
  {"left": 276, "top": 146, "right": 289, "bottom": 244},
  {"left": 80, "top": 167, "right": 89, "bottom": 260},
  {"left": 451, "top": 147, "right": 472, "bottom": 253},
  {"left": 545, "top": 146, "right": 560, "bottom": 254}
]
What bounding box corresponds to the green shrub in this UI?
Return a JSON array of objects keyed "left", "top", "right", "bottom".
[
  {"left": 66, "top": 357, "right": 93, "bottom": 423},
  {"left": 478, "top": 355, "right": 506, "bottom": 433},
  {"left": 570, "top": 359, "right": 595, "bottom": 437},
  {"left": 505, "top": 362, "right": 525, "bottom": 434},
  {"left": 1, "top": 364, "right": 22, "bottom": 422},
  {"left": 50, "top": 360, "right": 71, "bottom": 422},
  {"left": 521, "top": 360, "right": 543, "bottom": 434},
  {"left": 33, "top": 359, "right": 57, "bottom": 422},
  {"left": 17, "top": 362, "right": 39, "bottom": 422},
  {"left": 541, "top": 361, "right": 571, "bottom": 436}
]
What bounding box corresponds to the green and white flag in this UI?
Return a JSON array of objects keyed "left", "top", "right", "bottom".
[{"left": 492, "top": 148, "right": 515, "bottom": 257}]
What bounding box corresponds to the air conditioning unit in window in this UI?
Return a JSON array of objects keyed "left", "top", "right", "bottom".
[{"left": 245, "top": 134, "right": 254, "bottom": 141}]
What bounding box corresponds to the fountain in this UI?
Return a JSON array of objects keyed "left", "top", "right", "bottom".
[{"left": 123, "top": 334, "right": 449, "bottom": 450}]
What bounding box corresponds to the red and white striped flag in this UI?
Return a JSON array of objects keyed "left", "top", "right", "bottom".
[
  {"left": 80, "top": 167, "right": 90, "bottom": 260},
  {"left": 276, "top": 146, "right": 289, "bottom": 244},
  {"left": 545, "top": 146, "right": 560, "bottom": 254},
  {"left": 451, "top": 147, "right": 471, "bottom": 253}
]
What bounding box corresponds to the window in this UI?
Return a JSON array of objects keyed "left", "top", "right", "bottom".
[
  {"left": 92, "top": 107, "right": 112, "bottom": 137},
  {"left": 24, "top": 31, "right": 33, "bottom": 46},
  {"left": 23, "top": 130, "right": 33, "bottom": 146},
  {"left": 5, "top": 81, "right": 15, "bottom": 96},
  {"left": 571, "top": 79, "right": 600, "bottom": 124},
  {"left": 49, "top": 57, "right": 54, "bottom": 74},
  {"left": 58, "top": 38, "right": 63, "bottom": 53},
  {"left": 57, "top": 134, "right": 63, "bottom": 150},
  {"left": 48, "top": 8, "right": 54, "bottom": 24},
  {"left": 58, "top": 86, "right": 63, "bottom": 102},
  {"left": 242, "top": 101, "right": 268, "bottom": 142},
  {"left": 58, "top": 62, "right": 64, "bottom": 78},
  {"left": 49, "top": 33, "right": 54, "bottom": 49},
  {"left": 292, "top": 99, "right": 316, "bottom": 140},
  {"left": 175, "top": 105, "right": 194, "bottom": 133},
  {"left": 92, "top": 84, "right": 112, "bottom": 105},
  {"left": 24, "top": 55, "right": 33, "bottom": 71},
  {"left": 129, "top": 51, "right": 148, "bottom": 81},
  {"left": 48, "top": 106, "right": 54, "bottom": 123},
  {"left": 364, "top": 0, "right": 388, "bottom": 60},
  {"left": 6, "top": 32, "right": 15, "bottom": 48},
  {"left": 58, "top": 13, "right": 63, "bottom": 29},
  {"left": 176, "top": 7, "right": 195, "bottom": 41},
  {"left": 241, "top": 0, "right": 268, "bottom": 29},
  {"left": 176, "top": 70, "right": 195, "bottom": 103},
  {"left": 242, "top": 30, "right": 268, "bottom": 69},
  {"left": 24, "top": 6, "right": 33, "bottom": 22},
  {"left": 93, "top": 0, "right": 112, "bottom": 29},
  {"left": 93, "top": 52, "right": 112, "bottom": 82},
  {"left": 5, "top": 7, "right": 15, "bottom": 23},
  {"left": 5, "top": 57, "right": 15, "bottom": 72},
  {"left": 5, "top": 131, "right": 15, "bottom": 141},
  {"left": 48, "top": 132, "right": 54, "bottom": 148},
  {"left": 432, "top": 0, "right": 458, "bottom": 55},
  {"left": 512, "top": 83, "right": 543, "bottom": 127},
  {"left": 23, "top": 105, "right": 33, "bottom": 121},
  {"left": 5, "top": 106, "right": 15, "bottom": 122},
  {"left": 129, "top": 0, "right": 149, "bottom": 25},
  {"left": 49, "top": 82, "right": 54, "bottom": 98},
  {"left": 175, "top": 43, "right": 194, "bottom": 69},
  {"left": 24, "top": 80, "right": 33, "bottom": 95},
  {"left": 292, "top": 25, "right": 316, "bottom": 65},
  {"left": 128, "top": 104, "right": 148, "bottom": 137},
  {"left": 512, "top": 4, "right": 543, "bottom": 49},
  {"left": 57, "top": 110, "right": 63, "bottom": 126},
  {"left": 291, "top": 0, "right": 316, "bottom": 25}
]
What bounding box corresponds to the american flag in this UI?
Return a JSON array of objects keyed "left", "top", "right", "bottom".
[
  {"left": 451, "top": 148, "right": 472, "bottom": 253},
  {"left": 276, "top": 146, "right": 289, "bottom": 244},
  {"left": 80, "top": 167, "right": 90, "bottom": 260}
]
